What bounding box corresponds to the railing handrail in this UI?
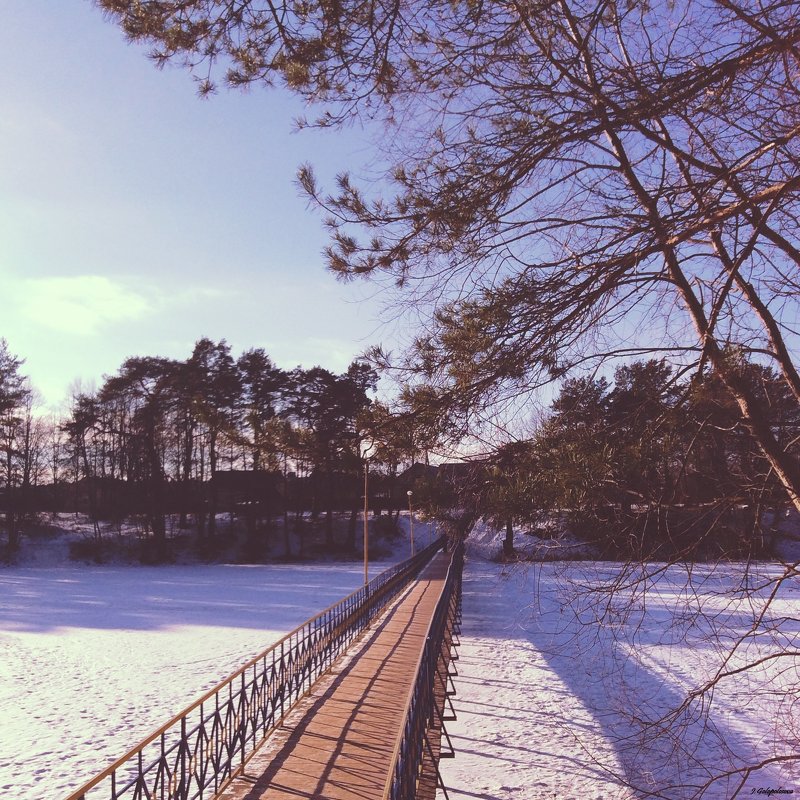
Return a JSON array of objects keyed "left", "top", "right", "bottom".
[
  {"left": 65, "top": 539, "right": 444, "bottom": 800},
  {"left": 382, "top": 539, "right": 463, "bottom": 799}
]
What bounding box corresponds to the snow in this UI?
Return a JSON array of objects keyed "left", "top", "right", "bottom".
[
  {"left": 0, "top": 514, "right": 426, "bottom": 800},
  {"left": 440, "top": 529, "right": 800, "bottom": 799},
  {"left": 2, "top": 514, "right": 799, "bottom": 799},
  {"left": 0, "top": 564, "right": 369, "bottom": 798}
]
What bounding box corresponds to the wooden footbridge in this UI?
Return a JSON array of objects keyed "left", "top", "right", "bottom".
[{"left": 66, "top": 538, "right": 463, "bottom": 800}]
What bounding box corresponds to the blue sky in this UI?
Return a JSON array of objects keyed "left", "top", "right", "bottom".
[{"left": 0, "top": 0, "right": 385, "bottom": 408}]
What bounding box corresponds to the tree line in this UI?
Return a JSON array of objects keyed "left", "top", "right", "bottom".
[
  {"left": 3, "top": 334, "right": 798, "bottom": 561},
  {"left": 0, "top": 337, "right": 443, "bottom": 559},
  {"left": 474, "top": 355, "right": 800, "bottom": 559}
]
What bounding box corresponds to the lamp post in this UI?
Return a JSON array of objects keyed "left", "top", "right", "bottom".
[
  {"left": 364, "top": 459, "right": 369, "bottom": 585},
  {"left": 362, "top": 439, "right": 376, "bottom": 586},
  {"left": 407, "top": 489, "right": 415, "bottom": 557}
]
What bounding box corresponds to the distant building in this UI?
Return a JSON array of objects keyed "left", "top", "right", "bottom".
[
  {"left": 397, "top": 460, "right": 488, "bottom": 508},
  {"left": 212, "top": 470, "right": 285, "bottom": 514}
]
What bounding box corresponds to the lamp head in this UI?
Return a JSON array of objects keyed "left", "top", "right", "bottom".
[{"left": 360, "top": 438, "right": 377, "bottom": 460}]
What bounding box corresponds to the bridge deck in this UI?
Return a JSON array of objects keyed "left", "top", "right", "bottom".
[{"left": 219, "top": 550, "right": 451, "bottom": 800}]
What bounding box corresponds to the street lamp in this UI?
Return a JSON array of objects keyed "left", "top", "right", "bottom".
[
  {"left": 407, "top": 489, "right": 415, "bottom": 557},
  {"left": 361, "top": 439, "right": 376, "bottom": 585}
]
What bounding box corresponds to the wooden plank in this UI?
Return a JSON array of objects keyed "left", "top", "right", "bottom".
[{"left": 219, "top": 552, "right": 451, "bottom": 800}]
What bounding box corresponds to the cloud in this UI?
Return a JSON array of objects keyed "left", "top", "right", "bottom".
[{"left": 19, "top": 275, "right": 152, "bottom": 335}]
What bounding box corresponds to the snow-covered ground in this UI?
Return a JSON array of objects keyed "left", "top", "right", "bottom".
[
  {"left": 0, "top": 514, "right": 427, "bottom": 800},
  {"left": 1, "top": 564, "right": 373, "bottom": 799},
  {"left": 441, "top": 525, "right": 800, "bottom": 799},
  {"left": 2, "top": 515, "right": 798, "bottom": 799}
]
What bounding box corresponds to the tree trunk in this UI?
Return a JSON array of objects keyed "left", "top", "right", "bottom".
[
  {"left": 503, "top": 518, "right": 514, "bottom": 558},
  {"left": 208, "top": 433, "right": 218, "bottom": 539},
  {"left": 325, "top": 457, "right": 334, "bottom": 549},
  {"left": 348, "top": 504, "right": 358, "bottom": 551}
]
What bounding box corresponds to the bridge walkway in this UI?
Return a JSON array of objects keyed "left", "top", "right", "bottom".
[{"left": 218, "top": 550, "right": 452, "bottom": 800}]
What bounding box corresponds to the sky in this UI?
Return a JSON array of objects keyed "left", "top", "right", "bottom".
[{"left": 0, "top": 0, "right": 386, "bottom": 410}]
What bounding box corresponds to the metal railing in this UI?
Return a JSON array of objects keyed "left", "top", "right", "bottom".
[
  {"left": 65, "top": 538, "right": 445, "bottom": 800},
  {"left": 385, "top": 538, "right": 464, "bottom": 800}
]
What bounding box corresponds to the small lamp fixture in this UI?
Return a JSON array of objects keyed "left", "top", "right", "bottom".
[{"left": 407, "top": 490, "right": 415, "bottom": 557}]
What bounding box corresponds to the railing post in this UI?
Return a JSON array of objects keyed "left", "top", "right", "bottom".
[
  {"left": 179, "top": 715, "right": 187, "bottom": 800},
  {"left": 159, "top": 731, "right": 166, "bottom": 800},
  {"left": 280, "top": 640, "right": 285, "bottom": 720},
  {"left": 240, "top": 670, "right": 246, "bottom": 766}
]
